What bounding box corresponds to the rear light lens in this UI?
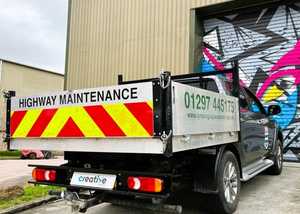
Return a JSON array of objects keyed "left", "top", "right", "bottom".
[
  {"left": 127, "top": 176, "right": 163, "bottom": 193},
  {"left": 32, "top": 168, "right": 56, "bottom": 182}
]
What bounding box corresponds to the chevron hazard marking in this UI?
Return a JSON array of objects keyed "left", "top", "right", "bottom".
[
  {"left": 10, "top": 110, "right": 27, "bottom": 136},
  {"left": 103, "top": 103, "right": 150, "bottom": 137},
  {"left": 41, "top": 106, "right": 104, "bottom": 138},
  {"left": 12, "top": 109, "right": 42, "bottom": 137}
]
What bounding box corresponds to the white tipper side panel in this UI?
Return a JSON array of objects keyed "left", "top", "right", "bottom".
[{"left": 171, "top": 81, "right": 240, "bottom": 152}]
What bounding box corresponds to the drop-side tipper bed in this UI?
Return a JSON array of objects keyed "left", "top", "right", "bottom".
[
  {"left": 8, "top": 71, "right": 239, "bottom": 154},
  {"left": 4, "top": 65, "right": 283, "bottom": 214}
]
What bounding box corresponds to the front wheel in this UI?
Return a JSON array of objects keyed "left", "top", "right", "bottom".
[
  {"left": 268, "top": 139, "right": 283, "bottom": 175},
  {"left": 213, "top": 151, "right": 241, "bottom": 214}
]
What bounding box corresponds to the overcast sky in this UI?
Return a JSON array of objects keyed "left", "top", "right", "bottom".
[{"left": 0, "top": 0, "right": 68, "bottom": 74}]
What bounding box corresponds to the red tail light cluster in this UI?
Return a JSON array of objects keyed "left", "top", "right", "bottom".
[
  {"left": 127, "top": 176, "right": 163, "bottom": 193},
  {"left": 32, "top": 168, "right": 56, "bottom": 182}
]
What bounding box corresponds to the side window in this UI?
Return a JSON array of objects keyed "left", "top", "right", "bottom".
[
  {"left": 205, "top": 79, "right": 219, "bottom": 93},
  {"left": 247, "top": 95, "right": 261, "bottom": 113},
  {"left": 239, "top": 89, "right": 248, "bottom": 109},
  {"left": 188, "top": 78, "right": 220, "bottom": 93},
  {"left": 223, "top": 80, "right": 233, "bottom": 95},
  {"left": 243, "top": 88, "right": 265, "bottom": 114}
]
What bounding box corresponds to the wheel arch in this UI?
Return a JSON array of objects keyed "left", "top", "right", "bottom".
[
  {"left": 277, "top": 131, "right": 283, "bottom": 144},
  {"left": 194, "top": 143, "right": 242, "bottom": 194},
  {"left": 215, "top": 144, "right": 242, "bottom": 180},
  {"left": 274, "top": 130, "right": 284, "bottom": 154},
  {"left": 223, "top": 144, "right": 242, "bottom": 178}
]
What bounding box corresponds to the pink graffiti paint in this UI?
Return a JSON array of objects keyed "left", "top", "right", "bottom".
[
  {"left": 256, "top": 40, "right": 300, "bottom": 99},
  {"left": 270, "top": 40, "right": 300, "bottom": 72},
  {"left": 203, "top": 48, "right": 225, "bottom": 70},
  {"left": 203, "top": 48, "right": 246, "bottom": 86}
]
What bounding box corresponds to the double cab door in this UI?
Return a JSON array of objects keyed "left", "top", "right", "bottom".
[{"left": 239, "top": 87, "right": 275, "bottom": 165}]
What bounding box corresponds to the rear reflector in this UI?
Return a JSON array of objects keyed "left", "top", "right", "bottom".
[
  {"left": 32, "top": 168, "right": 56, "bottom": 182},
  {"left": 127, "top": 176, "right": 163, "bottom": 193}
]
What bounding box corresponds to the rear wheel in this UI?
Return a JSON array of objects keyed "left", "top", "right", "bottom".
[
  {"left": 268, "top": 139, "right": 283, "bottom": 175},
  {"left": 213, "top": 151, "right": 241, "bottom": 214}
]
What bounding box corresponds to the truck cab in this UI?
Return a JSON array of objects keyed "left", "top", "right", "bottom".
[{"left": 202, "top": 76, "right": 282, "bottom": 172}]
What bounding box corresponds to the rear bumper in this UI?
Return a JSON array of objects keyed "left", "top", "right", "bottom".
[
  {"left": 29, "top": 180, "right": 170, "bottom": 200},
  {"left": 29, "top": 164, "right": 174, "bottom": 200}
]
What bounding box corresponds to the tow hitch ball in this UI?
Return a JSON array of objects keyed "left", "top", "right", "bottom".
[{"left": 49, "top": 190, "right": 100, "bottom": 213}]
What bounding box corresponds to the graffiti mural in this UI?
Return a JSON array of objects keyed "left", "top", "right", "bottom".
[{"left": 196, "top": 3, "right": 300, "bottom": 161}]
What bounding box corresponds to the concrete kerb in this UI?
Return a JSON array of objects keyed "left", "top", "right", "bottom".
[
  {"left": 284, "top": 162, "right": 300, "bottom": 168},
  {"left": 0, "top": 196, "right": 59, "bottom": 214}
]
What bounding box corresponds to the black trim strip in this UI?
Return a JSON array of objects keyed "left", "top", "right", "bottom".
[
  {"left": 117, "top": 68, "right": 237, "bottom": 85},
  {"left": 4, "top": 90, "right": 16, "bottom": 149},
  {"left": 28, "top": 164, "right": 177, "bottom": 177},
  {"left": 152, "top": 80, "right": 162, "bottom": 137},
  {"left": 28, "top": 181, "right": 170, "bottom": 199}
]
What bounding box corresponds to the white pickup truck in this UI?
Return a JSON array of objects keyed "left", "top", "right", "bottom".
[{"left": 5, "top": 66, "right": 283, "bottom": 213}]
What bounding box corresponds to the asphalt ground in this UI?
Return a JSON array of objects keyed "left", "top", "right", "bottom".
[
  {"left": 18, "top": 162, "right": 300, "bottom": 214},
  {"left": 0, "top": 157, "right": 66, "bottom": 189}
]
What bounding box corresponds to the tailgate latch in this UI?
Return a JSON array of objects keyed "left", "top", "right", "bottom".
[{"left": 161, "top": 130, "right": 172, "bottom": 143}]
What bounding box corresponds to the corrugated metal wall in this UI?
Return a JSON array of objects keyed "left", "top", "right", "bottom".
[
  {"left": 0, "top": 61, "right": 64, "bottom": 149},
  {"left": 200, "top": 2, "right": 300, "bottom": 159},
  {"left": 66, "top": 0, "right": 230, "bottom": 89},
  {"left": 1, "top": 62, "right": 64, "bottom": 96}
]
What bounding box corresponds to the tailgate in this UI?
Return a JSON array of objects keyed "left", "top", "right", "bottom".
[{"left": 8, "top": 82, "right": 167, "bottom": 153}]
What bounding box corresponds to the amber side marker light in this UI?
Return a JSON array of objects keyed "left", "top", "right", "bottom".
[{"left": 127, "top": 176, "right": 163, "bottom": 193}]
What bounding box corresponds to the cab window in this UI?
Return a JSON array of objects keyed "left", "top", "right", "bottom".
[
  {"left": 242, "top": 88, "right": 266, "bottom": 114},
  {"left": 204, "top": 79, "right": 219, "bottom": 93},
  {"left": 188, "top": 78, "right": 219, "bottom": 93}
]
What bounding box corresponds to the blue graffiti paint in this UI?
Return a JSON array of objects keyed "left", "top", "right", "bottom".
[
  {"left": 272, "top": 90, "right": 298, "bottom": 128},
  {"left": 195, "top": 59, "right": 215, "bottom": 73}
]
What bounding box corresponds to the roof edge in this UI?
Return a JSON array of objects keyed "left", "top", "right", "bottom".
[{"left": 0, "top": 58, "right": 64, "bottom": 77}]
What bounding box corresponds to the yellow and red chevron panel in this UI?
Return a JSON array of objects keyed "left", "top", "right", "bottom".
[
  {"left": 10, "top": 82, "right": 154, "bottom": 138},
  {"left": 10, "top": 102, "right": 153, "bottom": 138}
]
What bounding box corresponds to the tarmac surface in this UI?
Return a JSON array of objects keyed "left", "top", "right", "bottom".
[
  {"left": 18, "top": 162, "right": 300, "bottom": 214},
  {"left": 0, "top": 157, "right": 66, "bottom": 189}
]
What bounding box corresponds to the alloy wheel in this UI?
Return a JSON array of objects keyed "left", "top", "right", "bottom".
[{"left": 223, "top": 161, "right": 238, "bottom": 204}]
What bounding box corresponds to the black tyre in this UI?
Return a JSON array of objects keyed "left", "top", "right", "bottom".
[
  {"left": 28, "top": 153, "right": 36, "bottom": 159},
  {"left": 43, "top": 151, "right": 52, "bottom": 159},
  {"left": 267, "top": 139, "right": 283, "bottom": 175},
  {"left": 213, "top": 151, "right": 241, "bottom": 214}
]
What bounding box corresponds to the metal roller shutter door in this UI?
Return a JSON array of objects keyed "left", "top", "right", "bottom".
[{"left": 198, "top": 2, "right": 300, "bottom": 161}]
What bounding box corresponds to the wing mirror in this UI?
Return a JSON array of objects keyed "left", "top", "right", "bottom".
[{"left": 267, "top": 105, "right": 281, "bottom": 116}]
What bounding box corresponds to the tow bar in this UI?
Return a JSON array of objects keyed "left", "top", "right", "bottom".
[
  {"left": 49, "top": 190, "right": 182, "bottom": 213},
  {"left": 49, "top": 190, "right": 102, "bottom": 213}
]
